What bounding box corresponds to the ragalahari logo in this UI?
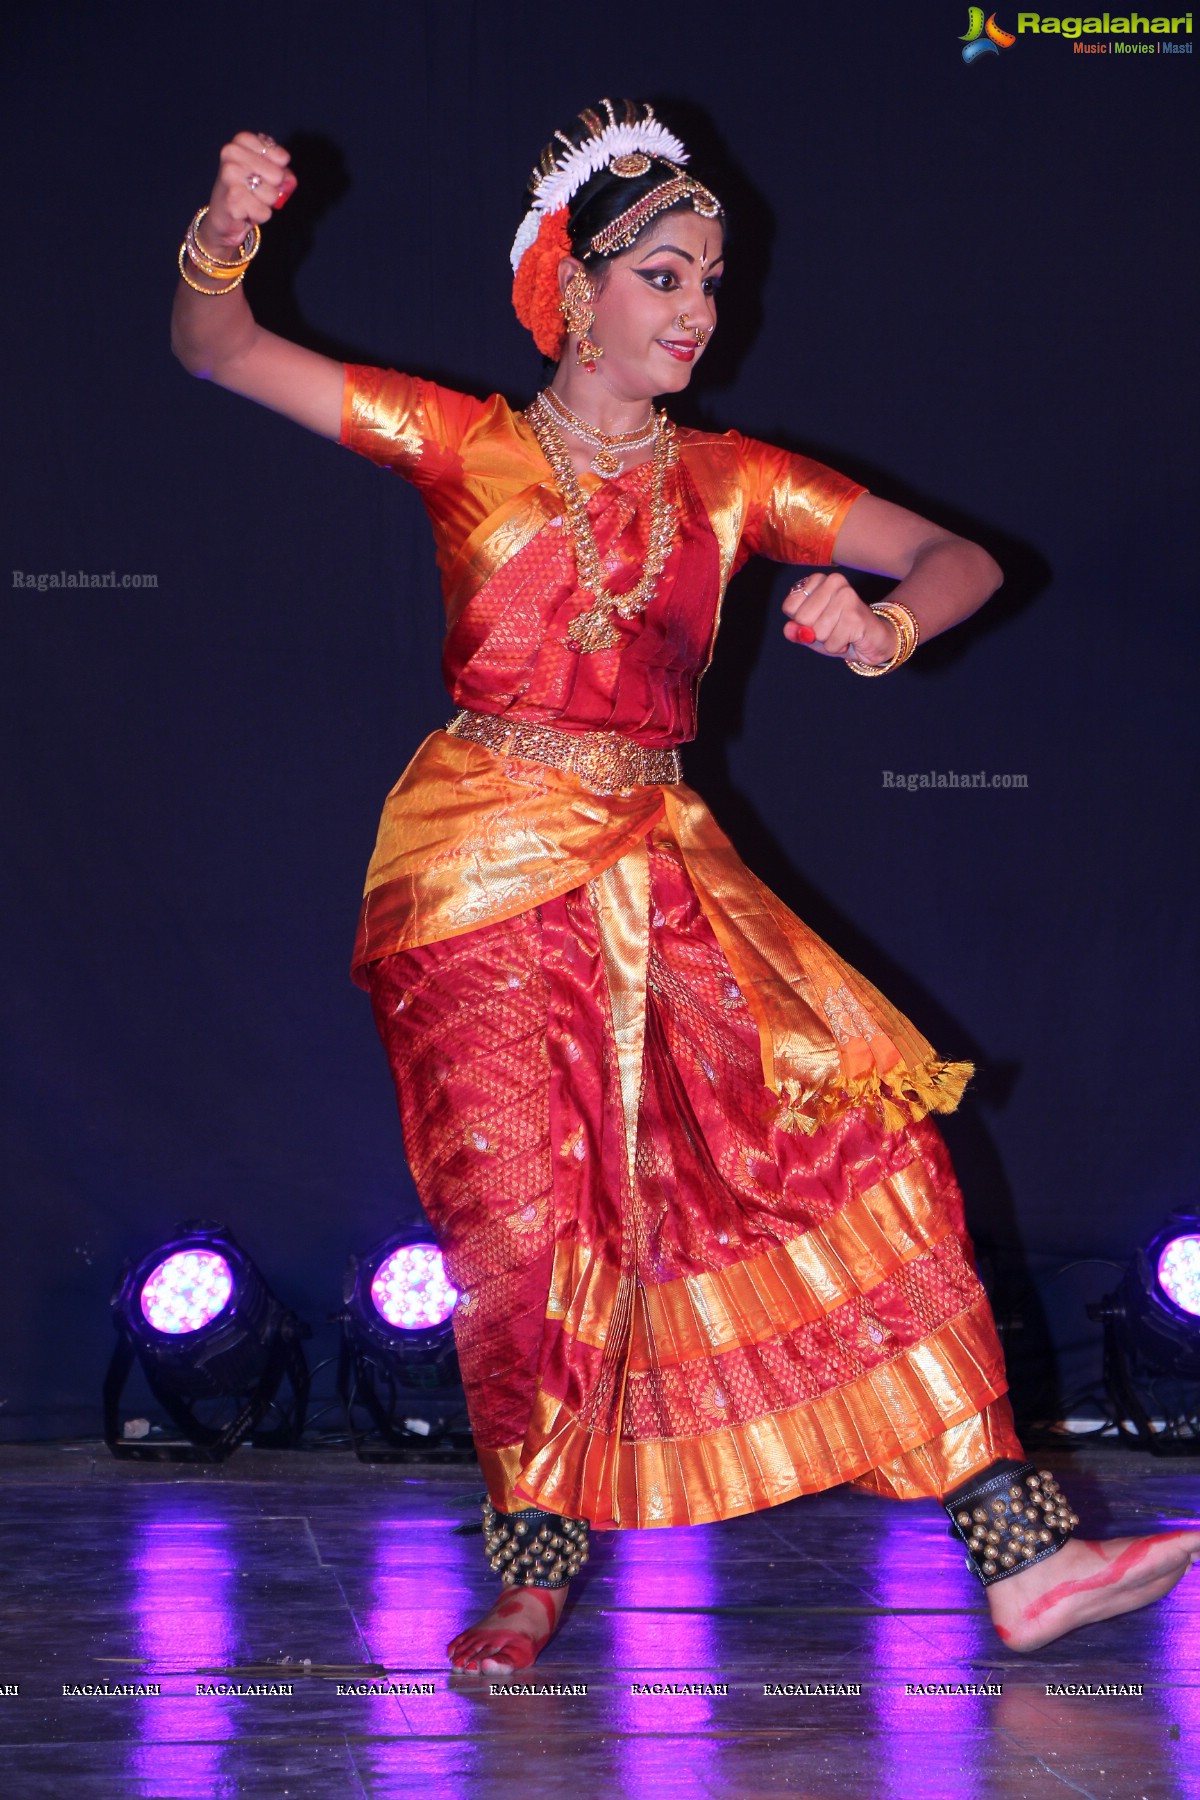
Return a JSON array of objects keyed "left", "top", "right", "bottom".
[{"left": 961, "top": 7, "right": 1017, "bottom": 58}]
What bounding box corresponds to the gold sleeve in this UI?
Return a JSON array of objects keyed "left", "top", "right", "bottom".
[
  {"left": 733, "top": 430, "right": 867, "bottom": 567},
  {"left": 338, "top": 363, "right": 483, "bottom": 487}
]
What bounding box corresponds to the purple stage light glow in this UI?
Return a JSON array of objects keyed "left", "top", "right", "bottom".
[
  {"left": 1158, "top": 1235, "right": 1200, "bottom": 1318},
  {"left": 370, "top": 1246, "right": 457, "bottom": 1330},
  {"left": 140, "top": 1251, "right": 234, "bottom": 1334}
]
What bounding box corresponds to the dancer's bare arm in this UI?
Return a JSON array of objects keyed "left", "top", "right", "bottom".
[
  {"left": 783, "top": 496, "right": 1002, "bottom": 665},
  {"left": 171, "top": 131, "right": 343, "bottom": 440}
]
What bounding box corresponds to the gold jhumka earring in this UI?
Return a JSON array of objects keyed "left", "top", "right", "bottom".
[{"left": 560, "top": 269, "right": 604, "bottom": 372}]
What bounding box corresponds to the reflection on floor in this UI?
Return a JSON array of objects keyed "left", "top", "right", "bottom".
[{"left": 1, "top": 1442, "right": 1197, "bottom": 1798}]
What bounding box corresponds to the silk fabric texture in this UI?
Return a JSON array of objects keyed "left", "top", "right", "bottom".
[{"left": 343, "top": 365, "right": 1021, "bottom": 1528}]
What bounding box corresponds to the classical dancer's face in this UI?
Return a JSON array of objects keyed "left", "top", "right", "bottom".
[{"left": 583, "top": 209, "right": 724, "bottom": 400}]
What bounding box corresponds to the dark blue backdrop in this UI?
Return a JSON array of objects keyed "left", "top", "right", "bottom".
[{"left": 3, "top": 0, "right": 1196, "bottom": 1438}]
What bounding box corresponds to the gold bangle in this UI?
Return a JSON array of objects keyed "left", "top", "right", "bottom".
[
  {"left": 188, "top": 204, "right": 261, "bottom": 268},
  {"left": 845, "top": 601, "right": 920, "bottom": 677},
  {"left": 177, "top": 240, "right": 246, "bottom": 294},
  {"left": 187, "top": 228, "right": 260, "bottom": 277},
  {"left": 186, "top": 227, "right": 260, "bottom": 279},
  {"left": 185, "top": 241, "right": 249, "bottom": 281}
]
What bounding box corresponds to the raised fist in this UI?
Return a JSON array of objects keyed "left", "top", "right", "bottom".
[{"left": 200, "top": 131, "right": 297, "bottom": 251}]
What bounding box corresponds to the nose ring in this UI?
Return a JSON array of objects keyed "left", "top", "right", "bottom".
[{"left": 675, "top": 311, "right": 708, "bottom": 347}]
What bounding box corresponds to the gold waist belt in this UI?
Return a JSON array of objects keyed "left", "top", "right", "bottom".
[{"left": 444, "top": 708, "right": 682, "bottom": 794}]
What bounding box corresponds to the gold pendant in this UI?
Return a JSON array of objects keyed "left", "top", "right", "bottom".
[
  {"left": 566, "top": 604, "right": 623, "bottom": 653},
  {"left": 590, "top": 447, "right": 622, "bottom": 479}
]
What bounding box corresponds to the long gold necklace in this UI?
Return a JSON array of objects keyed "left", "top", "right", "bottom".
[
  {"left": 540, "top": 387, "right": 658, "bottom": 479},
  {"left": 525, "top": 390, "right": 678, "bottom": 654}
]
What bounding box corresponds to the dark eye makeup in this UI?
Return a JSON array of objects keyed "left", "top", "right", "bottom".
[{"left": 637, "top": 268, "right": 723, "bottom": 295}]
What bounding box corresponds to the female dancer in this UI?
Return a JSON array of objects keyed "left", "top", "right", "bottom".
[{"left": 172, "top": 101, "right": 1198, "bottom": 1676}]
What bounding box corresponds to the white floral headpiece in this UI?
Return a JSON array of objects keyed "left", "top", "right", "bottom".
[{"left": 509, "top": 104, "right": 689, "bottom": 273}]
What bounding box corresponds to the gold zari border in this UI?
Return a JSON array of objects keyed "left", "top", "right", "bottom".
[
  {"left": 546, "top": 1158, "right": 958, "bottom": 1368},
  {"left": 477, "top": 1295, "right": 1008, "bottom": 1528}
]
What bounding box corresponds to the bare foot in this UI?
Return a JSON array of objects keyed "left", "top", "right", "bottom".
[
  {"left": 447, "top": 1583, "right": 568, "bottom": 1676},
  {"left": 987, "top": 1530, "right": 1200, "bottom": 1651}
]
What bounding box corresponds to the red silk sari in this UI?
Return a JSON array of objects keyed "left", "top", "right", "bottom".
[{"left": 343, "top": 365, "right": 1022, "bottom": 1528}]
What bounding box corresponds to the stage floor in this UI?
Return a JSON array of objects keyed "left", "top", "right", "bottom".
[{"left": 1, "top": 1441, "right": 1197, "bottom": 1799}]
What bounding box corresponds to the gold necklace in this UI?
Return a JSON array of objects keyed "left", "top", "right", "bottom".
[
  {"left": 540, "top": 387, "right": 658, "bottom": 479},
  {"left": 525, "top": 392, "right": 678, "bottom": 654}
]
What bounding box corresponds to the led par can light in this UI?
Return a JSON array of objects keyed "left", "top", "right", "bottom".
[
  {"left": 104, "top": 1220, "right": 310, "bottom": 1460},
  {"left": 1120, "top": 1212, "right": 1200, "bottom": 1379},
  {"left": 337, "top": 1226, "right": 471, "bottom": 1458},
  {"left": 344, "top": 1234, "right": 458, "bottom": 1355},
  {"left": 1089, "top": 1208, "right": 1200, "bottom": 1454}
]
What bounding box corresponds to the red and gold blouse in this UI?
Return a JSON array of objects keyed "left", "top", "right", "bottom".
[{"left": 340, "top": 364, "right": 864, "bottom": 748}]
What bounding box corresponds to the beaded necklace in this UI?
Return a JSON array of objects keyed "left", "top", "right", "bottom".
[
  {"left": 539, "top": 387, "right": 657, "bottom": 479},
  {"left": 525, "top": 390, "right": 678, "bottom": 654}
]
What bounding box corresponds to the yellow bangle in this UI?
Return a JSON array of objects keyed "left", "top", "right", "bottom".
[
  {"left": 177, "top": 240, "right": 246, "bottom": 294},
  {"left": 844, "top": 601, "right": 920, "bottom": 676}
]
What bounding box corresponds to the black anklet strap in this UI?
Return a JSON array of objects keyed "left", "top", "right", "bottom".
[
  {"left": 482, "top": 1500, "right": 589, "bottom": 1588},
  {"left": 945, "top": 1462, "right": 1079, "bottom": 1586}
]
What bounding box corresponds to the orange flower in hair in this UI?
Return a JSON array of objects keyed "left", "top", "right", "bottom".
[{"left": 512, "top": 208, "right": 572, "bottom": 360}]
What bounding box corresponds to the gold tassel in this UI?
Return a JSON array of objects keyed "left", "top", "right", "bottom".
[{"left": 778, "top": 1057, "right": 975, "bottom": 1137}]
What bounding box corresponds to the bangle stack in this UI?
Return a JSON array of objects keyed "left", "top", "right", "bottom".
[
  {"left": 845, "top": 600, "right": 920, "bottom": 677},
  {"left": 177, "top": 205, "right": 261, "bottom": 296}
]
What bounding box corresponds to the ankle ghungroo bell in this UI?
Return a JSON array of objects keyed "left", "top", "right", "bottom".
[
  {"left": 946, "top": 1463, "right": 1079, "bottom": 1585},
  {"left": 482, "top": 1499, "right": 590, "bottom": 1588}
]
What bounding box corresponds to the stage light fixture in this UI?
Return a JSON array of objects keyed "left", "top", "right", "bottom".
[
  {"left": 337, "top": 1227, "right": 473, "bottom": 1461},
  {"left": 370, "top": 1240, "right": 458, "bottom": 1333},
  {"left": 1089, "top": 1209, "right": 1200, "bottom": 1453},
  {"left": 104, "top": 1221, "right": 311, "bottom": 1462},
  {"left": 1157, "top": 1233, "right": 1200, "bottom": 1319}
]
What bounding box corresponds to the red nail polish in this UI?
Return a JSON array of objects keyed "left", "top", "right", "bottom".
[{"left": 797, "top": 625, "right": 816, "bottom": 643}]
